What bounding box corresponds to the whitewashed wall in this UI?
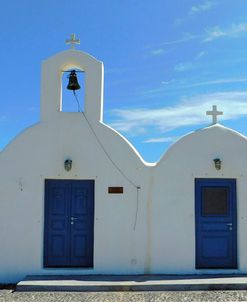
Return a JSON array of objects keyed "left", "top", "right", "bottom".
[
  {"left": 0, "top": 50, "right": 150, "bottom": 283},
  {"left": 151, "top": 125, "right": 247, "bottom": 274},
  {"left": 1, "top": 49, "right": 247, "bottom": 283}
]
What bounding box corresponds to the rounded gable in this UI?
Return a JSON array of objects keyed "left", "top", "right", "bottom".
[{"left": 156, "top": 124, "right": 247, "bottom": 174}]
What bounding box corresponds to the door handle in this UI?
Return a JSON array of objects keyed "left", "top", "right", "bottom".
[
  {"left": 71, "top": 217, "right": 78, "bottom": 220},
  {"left": 226, "top": 223, "right": 233, "bottom": 231},
  {"left": 70, "top": 217, "right": 78, "bottom": 225}
]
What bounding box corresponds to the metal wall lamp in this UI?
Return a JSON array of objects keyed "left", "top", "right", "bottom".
[
  {"left": 64, "top": 159, "right": 72, "bottom": 171},
  {"left": 213, "top": 158, "right": 222, "bottom": 170}
]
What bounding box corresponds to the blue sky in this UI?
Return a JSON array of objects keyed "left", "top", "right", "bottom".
[{"left": 1, "top": 1, "right": 247, "bottom": 162}]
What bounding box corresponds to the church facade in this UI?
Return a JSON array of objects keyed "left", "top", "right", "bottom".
[{"left": 1, "top": 47, "right": 247, "bottom": 283}]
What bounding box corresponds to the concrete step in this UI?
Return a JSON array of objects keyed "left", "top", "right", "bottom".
[{"left": 16, "top": 274, "right": 247, "bottom": 292}]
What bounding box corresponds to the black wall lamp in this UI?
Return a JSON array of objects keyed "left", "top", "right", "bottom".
[
  {"left": 213, "top": 158, "right": 222, "bottom": 170},
  {"left": 64, "top": 159, "right": 72, "bottom": 171}
]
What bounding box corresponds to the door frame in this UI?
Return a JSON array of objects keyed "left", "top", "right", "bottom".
[{"left": 195, "top": 178, "right": 237, "bottom": 269}]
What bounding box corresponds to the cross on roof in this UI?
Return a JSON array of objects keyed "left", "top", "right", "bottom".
[
  {"left": 66, "top": 34, "right": 80, "bottom": 49},
  {"left": 206, "top": 105, "right": 223, "bottom": 124}
]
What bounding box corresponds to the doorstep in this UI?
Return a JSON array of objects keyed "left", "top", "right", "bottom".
[{"left": 16, "top": 274, "right": 247, "bottom": 292}]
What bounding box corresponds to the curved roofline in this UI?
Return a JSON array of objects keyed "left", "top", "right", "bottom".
[
  {"left": 0, "top": 122, "right": 40, "bottom": 154},
  {"left": 155, "top": 123, "right": 247, "bottom": 166},
  {"left": 43, "top": 49, "right": 103, "bottom": 65},
  {"left": 99, "top": 121, "right": 155, "bottom": 167},
  {"left": 0, "top": 116, "right": 154, "bottom": 168}
]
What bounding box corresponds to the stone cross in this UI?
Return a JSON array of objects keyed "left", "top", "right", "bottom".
[
  {"left": 206, "top": 105, "right": 223, "bottom": 124},
  {"left": 66, "top": 34, "right": 80, "bottom": 49}
]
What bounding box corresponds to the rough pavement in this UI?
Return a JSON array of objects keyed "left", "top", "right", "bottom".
[{"left": 2, "top": 290, "right": 247, "bottom": 302}]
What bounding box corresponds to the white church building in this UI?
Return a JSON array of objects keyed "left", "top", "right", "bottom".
[{"left": 1, "top": 39, "right": 247, "bottom": 283}]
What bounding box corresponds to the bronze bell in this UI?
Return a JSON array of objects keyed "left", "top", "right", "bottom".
[{"left": 67, "top": 70, "right": 81, "bottom": 91}]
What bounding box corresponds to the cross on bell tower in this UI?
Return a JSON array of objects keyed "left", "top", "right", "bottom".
[
  {"left": 66, "top": 33, "right": 80, "bottom": 49},
  {"left": 206, "top": 105, "right": 223, "bottom": 124}
]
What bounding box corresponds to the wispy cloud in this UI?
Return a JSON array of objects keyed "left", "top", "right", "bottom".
[
  {"left": 174, "top": 62, "right": 194, "bottom": 72},
  {"left": 189, "top": 1, "right": 216, "bottom": 15},
  {"left": 161, "top": 81, "right": 171, "bottom": 85},
  {"left": 175, "top": 1, "right": 216, "bottom": 26},
  {"left": 195, "top": 51, "right": 206, "bottom": 60},
  {"left": 142, "top": 77, "right": 247, "bottom": 97},
  {"left": 109, "top": 91, "right": 247, "bottom": 135},
  {"left": 189, "top": 77, "right": 247, "bottom": 88},
  {"left": 149, "top": 48, "right": 166, "bottom": 56},
  {"left": 163, "top": 21, "right": 247, "bottom": 51},
  {"left": 204, "top": 22, "right": 247, "bottom": 42},
  {"left": 143, "top": 137, "right": 177, "bottom": 143},
  {"left": 162, "top": 33, "right": 200, "bottom": 46},
  {"left": 147, "top": 33, "right": 200, "bottom": 56},
  {"left": 174, "top": 51, "right": 205, "bottom": 73}
]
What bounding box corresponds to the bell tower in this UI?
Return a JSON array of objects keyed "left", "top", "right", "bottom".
[{"left": 40, "top": 36, "right": 104, "bottom": 123}]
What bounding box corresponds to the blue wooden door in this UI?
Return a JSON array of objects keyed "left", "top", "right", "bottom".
[
  {"left": 44, "top": 180, "right": 94, "bottom": 267},
  {"left": 195, "top": 179, "right": 237, "bottom": 269}
]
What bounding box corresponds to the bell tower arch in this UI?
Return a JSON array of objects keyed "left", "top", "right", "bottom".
[{"left": 40, "top": 49, "right": 104, "bottom": 122}]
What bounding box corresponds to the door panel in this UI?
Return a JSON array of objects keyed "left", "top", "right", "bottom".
[
  {"left": 195, "top": 179, "right": 237, "bottom": 269},
  {"left": 44, "top": 180, "right": 94, "bottom": 267},
  {"left": 70, "top": 181, "right": 94, "bottom": 267},
  {"left": 44, "top": 181, "right": 70, "bottom": 267}
]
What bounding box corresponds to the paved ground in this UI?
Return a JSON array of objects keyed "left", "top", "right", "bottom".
[{"left": 2, "top": 290, "right": 247, "bottom": 302}]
